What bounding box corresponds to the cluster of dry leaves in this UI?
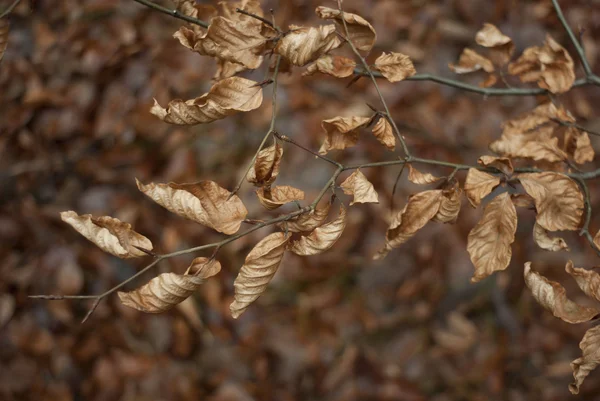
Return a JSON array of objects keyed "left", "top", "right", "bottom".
[{"left": 3, "top": 0, "right": 600, "bottom": 399}]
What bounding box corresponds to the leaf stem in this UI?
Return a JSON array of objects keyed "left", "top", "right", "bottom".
[{"left": 132, "top": 0, "right": 209, "bottom": 28}]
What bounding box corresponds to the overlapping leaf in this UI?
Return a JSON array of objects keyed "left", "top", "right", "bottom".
[
  {"left": 373, "top": 52, "right": 416, "bottom": 82},
  {"left": 256, "top": 185, "right": 305, "bottom": 210},
  {"left": 303, "top": 55, "right": 356, "bottom": 78},
  {"left": 408, "top": 164, "right": 443, "bottom": 185},
  {"left": 564, "top": 127, "right": 594, "bottom": 165},
  {"left": 477, "top": 156, "right": 513, "bottom": 176},
  {"left": 136, "top": 179, "right": 248, "bottom": 235},
  {"left": 340, "top": 170, "right": 379, "bottom": 205},
  {"left": 318, "top": 116, "right": 369, "bottom": 154},
  {"left": 247, "top": 142, "right": 283, "bottom": 186},
  {"left": 279, "top": 200, "right": 331, "bottom": 233},
  {"left": 288, "top": 205, "right": 347, "bottom": 256},
  {"left": 570, "top": 325, "right": 600, "bottom": 394},
  {"left": 371, "top": 117, "right": 395, "bottom": 150},
  {"left": 475, "top": 23, "right": 514, "bottom": 66},
  {"left": 274, "top": 24, "right": 341, "bottom": 66},
  {"left": 464, "top": 169, "right": 500, "bottom": 207},
  {"left": 565, "top": 261, "right": 600, "bottom": 302},
  {"left": 60, "top": 211, "right": 152, "bottom": 259},
  {"left": 434, "top": 185, "right": 462, "bottom": 224},
  {"left": 533, "top": 222, "right": 569, "bottom": 252},
  {"left": 315, "top": 6, "right": 376, "bottom": 52},
  {"left": 449, "top": 48, "right": 494, "bottom": 74}
]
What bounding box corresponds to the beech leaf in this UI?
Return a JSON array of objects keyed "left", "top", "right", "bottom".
[
  {"left": 373, "top": 52, "right": 417, "bottom": 82},
  {"left": 274, "top": 24, "right": 342, "bottom": 66},
  {"left": 565, "top": 261, "right": 600, "bottom": 303},
  {"left": 319, "top": 116, "right": 370, "bottom": 155},
  {"left": 408, "top": 164, "right": 444, "bottom": 185},
  {"left": 247, "top": 142, "right": 283, "bottom": 187},
  {"left": 477, "top": 156, "right": 513, "bottom": 176},
  {"left": 570, "top": 325, "right": 600, "bottom": 394},
  {"left": 474, "top": 23, "right": 514, "bottom": 65},
  {"left": 278, "top": 200, "right": 331, "bottom": 233},
  {"left": 533, "top": 222, "right": 569, "bottom": 252},
  {"left": 449, "top": 48, "right": 494, "bottom": 74},
  {"left": 434, "top": 186, "right": 462, "bottom": 224},
  {"left": 371, "top": 117, "right": 395, "bottom": 150},
  {"left": 256, "top": 185, "right": 305, "bottom": 210},
  {"left": 288, "top": 205, "right": 347, "bottom": 256},
  {"left": 315, "top": 6, "right": 376, "bottom": 52},
  {"left": 340, "top": 170, "right": 379, "bottom": 205},
  {"left": 464, "top": 168, "right": 500, "bottom": 208},
  {"left": 185, "top": 257, "right": 222, "bottom": 278},
  {"left": 303, "top": 55, "right": 356, "bottom": 78}
]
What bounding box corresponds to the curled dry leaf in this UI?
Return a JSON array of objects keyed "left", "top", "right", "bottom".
[
  {"left": 318, "top": 116, "right": 370, "bottom": 155},
  {"left": 303, "top": 55, "right": 356, "bottom": 78},
  {"left": 434, "top": 186, "right": 462, "bottom": 224},
  {"left": 274, "top": 24, "right": 341, "bottom": 66},
  {"left": 118, "top": 273, "right": 205, "bottom": 313},
  {"left": 564, "top": 127, "right": 594, "bottom": 165},
  {"left": 408, "top": 164, "right": 443, "bottom": 185},
  {"left": 474, "top": 23, "right": 514, "bottom": 65},
  {"left": 247, "top": 142, "right": 283, "bottom": 186},
  {"left": 0, "top": 18, "right": 8, "bottom": 64},
  {"left": 288, "top": 205, "right": 347, "bottom": 256},
  {"left": 508, "top": 34, "right": 575, "bottom": 93},
  {"left": 464, "top": 168, "right": 500, "bottom": 207},
  {"left": 477, "top": 156, "right": 513, "bottom": 176},
  {"left": 257, "top": 185, "right": 305, "bottom": 210},
  {"left": 467, "top": 193, "right": 517, "bottom": 282},
  {"left": 185, "top": 257, "right": 222, "bottom": 278},
  {"left": 490, "top": 126, "right": 567, "bottom": 163},
  {"left": 371, "top": 117, "right": 395, "bottom": 151},
  {"left": 565, "top": 261, "right": 600, "bottom": 303},
  {"left": 136, "top": 179, "right": 247, "bottom": 235},
  {"left": 449, "top": 48, "right": 494, "bottom": 74},
  {"left": 570, "top": 325, "right": 600, "bottom": 395},
  {"left": 60, "top": 211, "right": 152, "bottom": 259},
  {"left": 372, "top": 52, "right": 417, "bottom": 82},
  {"left": 517, "top": 172, "right": 583, "bottom": 231},
  {"left": 230, "top": 232, "right": 290, "bottom": 318},
  {"left": 278, "top": 200, "right": 331, "bottom": 233},
  {"left": 150, "top": 77, "right": 263, "bottom": 125},
  {"left": 533, "top": 222, "right": 569, "bottom": 252},
  {"left": 340, "top": 170, "right": 379, "bottom": 205},
  {"left": 315, "top": 6, "right": 376, "bottom": 52},
  {"left": 524, "top": 262, "right": 599, "bottom": 324}
]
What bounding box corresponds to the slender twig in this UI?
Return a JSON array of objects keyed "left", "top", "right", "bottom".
[
  {"left": 274, "top": 131, "right": 343, "bottom": 168},
  {"left": 550, "top": 118, "right": 600, "bottom": 137},
  {"left": 572, "top": 176, "right": 600, "bottom": 256},
  {"left": 390, "top": 163, "right": 407, "bottom": 213},
  {"left": 236, "top": 7, "right": 279, "bottom": 32},
  {"left": 132, "top": 0, "right": 209, "bottom": 28},
  {"left": 0, "top": 0, "right": 21, "bottom": 18}
]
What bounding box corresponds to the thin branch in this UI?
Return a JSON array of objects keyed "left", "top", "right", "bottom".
[
  {"left": 550, "top": 118, "right": 600, "bottom": 137},
  {"left": 390, "top": 163, "right": 407, "bottom": 213},
  {"left": 236, "top": 7, "right": 279, "bottom": 32},
  {"left": 572, "top": 176, "right": 600, "bottom": 257},
  {"left": 274, "top": 131, "right": 343, "bottom": 168},
  {"left": 132, "top": 0, "right": 209, "bottom": 28},
  {"left": 0, "top": 0, "right": 21, "bottom": 18}
]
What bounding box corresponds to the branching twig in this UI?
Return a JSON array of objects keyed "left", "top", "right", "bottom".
[
  {"left": 0, "top": 0, "right": 21, "bottom": 18},
  {"left": 274, "top": 131, "right": 343, "bottom": 168},
  {"left": 132, "top": 0, "right": 209, "bottom": 28},
  {"left": 236, "top": 7, "right": 280, "bottom": 32}
]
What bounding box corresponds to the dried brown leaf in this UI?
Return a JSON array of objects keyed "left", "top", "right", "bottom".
[
  {"left": 565, "top": 261, "right": 600, "bottom": 303},
  {"left": 136, "top": 179, "right": 248, "bottom": 235},
  {"left": 490, "top": 125, "right": 568, "bottom": 163},
  {"left": 318, "top": 116, "right": 370, "bottom": 154},
  {"left": 477, "top": 156, "right": 513, "bottom": 176},
  {"left": 408, "top": 164, "right": 444, "bottom": 185},
  {"left": 373, "top": 52, "right": 417, "bottom": 82},
  {"left": 274, "top": 24, "right": 342, "bottom": 66},
  {"left": 464, "top": 169, "right": 500, "bottom": 207},
  {"left": 214, "top": 60, "right": 247, "bottom": 80},
  {"left": 288, "top": 205, "right": 347, "bottom": 256},
  {"left": 517, "top": 172, "right": 583, "bottom": 231},
  {"left": 371, "top": 117, "right": 395, "bottom": 150},
  {"left": 303, "top": 55, "right": 356, "bottom": 78},
  {"left": 230, "top": 232, "right": 290, "bottom": 318},
  {"left": 570, "top": 325, "right": 600, "bottom": 394},
  {"left": 340, "top": 170, "right": 379, "bottom": 205},
  {"left": 449, "top": 48, "right": 494, "bottom": 74},
  {"left": 475, "top": 23, "right": 514, "bottom": 65},
  {"left": 533, "top": 222, "right": 569, "bottom": 252},
  {"left": 434, "top": 186, "right": 462, "bottom": 224},
  {"left": 256, "top": 185, "right": 305, "bottom": 210},
  {"left": 0, "top": 18, "right": 8, "bottom": 64},
  {"left": 247, "top": 142, "right": 283, "bottom": 186},
  {"left": 467, "top": 192, "right": 517, "bottom": 282},
  {"left": 150, "top": 77, "right": 263, "bottom": 125},
  {"left": 60, "top": 211, "right": 152, "bottom": 259},
  {"left": 315, "top": 6, "right": 377, "bottom": 52},
  {"left": 185, "top": 257, "right": 222, "bottom": 278},
  {"left": 278, "top": 200, "right": 331, "bottom": 233},
  {"left": 118, "top": 273, "right": 205, "bottom": 313},
  {"left": 524, "top": 262, "right": 599, "bottom": 323},
  {"left": 564, "top": 127, "right": 594, "bottom": 165}
]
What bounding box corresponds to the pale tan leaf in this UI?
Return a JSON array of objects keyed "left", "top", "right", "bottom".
[
  {"left": 318, "top": 116, "right": 370, "bottom": 155},
  {"left": 448, "top": 48, "right": 494, "bottom": 73},
  {"left": 501, "top": 102, "right": 573, "bottom": 135},
  {"left": 464, "top": 169, "right": 500, "bottom": 207},
  {"left": 371, "top": 117, "right": 395, "bottom": 150},
  {"left": 60, "top": 211, "right": 152, "bottom": 259},
  {"left": 524, "top": 262, "right": 599, "bottom": 324},
  {"left": 467, "top": 193, "right": 516, "bottom": 282},
  {"left": 477, "top": 156, "right": 514, "bottom": 176},
  {"left": 136, "top": 179, "right": 248, "bottom": 235},
  {"left": 288, "top": 205, "right": 347, "bottom": 256},
  {"left": 570, "top": 325, "right": 600, "bottom": 394},
  {"left": 214, "top": 60, "right": 247, "bottom": 80},
  {"left": 408, "top": 164, "right": 444, "bottom": 185},
  {"left": 230, "top": 232, "right": 290, "bottom": 318},
  {"left": 247, "top": 142, "right": 283, "bottom": 186},
  {"left": 372, "top": 52, "right": 417, "bottom": 82},
  {"left": 303, "top": 55, "right": 356, "bottom": 78},
  {"left": 118, "top": 273, "right": 205, "bottom": 313},
  {"left": 565, "top": 261, "right": 600, "bottom": 303},
  {"left": 150, "top": 77, "right": 263, "bottom": 125},
  {"left": 533, "top": 222, "right": 569, "bottom": 252},
  {"left": 475, "top": 23, "right": 512, "bottom": 47},
  {"left": 517, "top": 172, "right": 583, "bottom": 231},
  {"left": 256, "top": 185, "right": 305, "bottom": 210},
  {"left": 274, "top": 24, "right": 342, "bottom": 66},
  {"left": 340, "top": 170, "right": 379, "bottom": 205},
  {"left": 315, "top": 6, "right": 376, "bottom": 52},
  {"left": 564, "top": 127, "right": 595, "bottom": 165},
  {"left": 434, "top": 186, "right": 462, "bottom": 224},
  {"left": 185, "top": 257, "right": 222, "bottom": 278},
  {"left": 490, "top": 125, "right": 568, "bottom": 163},
  {"left": 0, "top": 18, "right": 9, "bottom": 64},
  {"left": 278, "top": 200, "right": 331, "bottom": 233}
]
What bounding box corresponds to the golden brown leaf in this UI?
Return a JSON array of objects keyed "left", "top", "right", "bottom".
[
  {"left": 467, "top": 193, "right": 517, "bottom": 282},
  {"left": 448, "top": 48, "right": 494, "bottom": 74},
  {"left": 464, "top": 169, "right": 500, "bottom": 208},
  {"left": 517, "top": 172, "right": 583, "bottom": 231},
  {"left": 490, "top": 125, "right": 568, "bottom": 163},
  {"left": 372, "top": 52, "right": 417, "bottom": 82},
  {"left": 136, "top": 179, "right": 248, "bottom": 235},
  {"left": 185, "top": 257, "right": 222, "bottom": 278},
  {"left": 60, "top": 211, "right": 152, "bottom": 259},
  {"left": 477, "top": 156, "right": 513, "bottom": 176},
  {"left": 150, "top": 77, "right": 263, "bottom": 125},
  {"left": 315, "top": 6, "right": 376, "bottom": 52},
  {"left": 214, "top": 60, "right": 247, "bottom": 80},
  {"left": 474, "top": 23, "right": 514, "bottom": 66},
  {"left": 371, "top": 117, "right": 395, "bottom": 150},
  {"left": 570, "top": 325, "right": 600, "bottom": 394},
  {"left": 118, "top": 273, "right": 205, "bottom": 313},
  {"left": 524, "top": 262, "right": 599, "bottom": 324},
  {"left": 533, "top": 222, "right": 569, "bottom": 252},
  {"left": 278, "top": 200, "right": 331, "bottom": 233},
  {"left": 230, "top": 232, "right": 290, "bottom": 318},
  {"left": 274, "top": 24, "right": 342, "bottom": 66},
  {"left": 340, "top": 170, "right": 379, "bottom": 205},
  {"left": 434, "top": 186, "right": 462, "bottom": 224},
  {"left": 0, "top": 18, "right": 8, "bottom": 64},
  {"left": 564, "top": 127, "right": 594, "bottom": 165},
  {"left": 303, "top": 55, "right": 356, "bottom": 78},
  {"left": 288, "top": 205, "right": 347, "bottom": 256},
  {"left": 318, "top": 116, "right": 370, "bottom": 155},
  {"left": 408, "top": 164, "right": 444, "bottom": 185},
  {"left": 256, "top": 185, "right": 305, "bottom": 210},
  {"left": 511, "top": 193, "right": 536, "bottom": 209},
  {"left": 247, "top": 142, "right": 283, "bottom": 186},
  {"left": 565, "top": 261, "right": 600, "bottom": 303}
]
